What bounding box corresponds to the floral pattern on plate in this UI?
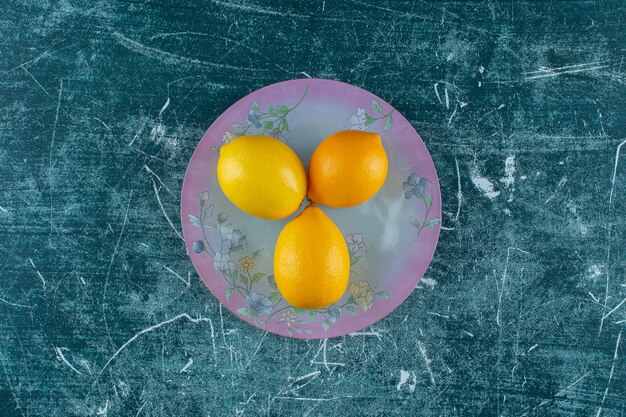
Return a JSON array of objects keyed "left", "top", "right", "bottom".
[
  {"left": 188, "top": 192, "right": 390, "bottom": 335},
  {"left": 181, "top": 78, "right": 441, "bottom": 339},
  {"left": 212, "top": 86, "right": 308, "bottom": 153}
]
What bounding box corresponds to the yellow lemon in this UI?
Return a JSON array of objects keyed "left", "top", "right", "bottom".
[
  {"left": 274, "top": 206, "right": 350, "bottom": 309},
  {"left": 307, "top": 130, "right": 388, "bottom": 208},
  {"left": 217, "top": 135, "right": 306, "bottom": 220}
]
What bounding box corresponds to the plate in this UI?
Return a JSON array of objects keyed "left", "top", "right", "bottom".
[{"left": 181, "top": 79, "right": 441, "bottom": 339}]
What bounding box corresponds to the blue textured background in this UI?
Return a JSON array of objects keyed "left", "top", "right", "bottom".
[{"left": 1, "top": 1, "right": 625, "bottom": 416}]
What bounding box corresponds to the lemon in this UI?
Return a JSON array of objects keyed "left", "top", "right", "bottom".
[
  {"left": 217, "top": 135, "right": 307, "bottom": 220},
  {"left": 274, "top": 206, "right": 350, "bottom": 309},
  {"left": 307, "top": 130, "right": 388, "bottom": 208}
]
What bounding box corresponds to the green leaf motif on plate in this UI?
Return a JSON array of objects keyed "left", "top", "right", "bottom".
[
  {"left": 189, "top": 214, "right": 201, "bottom": 227},
  {"left": 383, "top": 114, "right": 392, "bottom": 131},
  {"left": 237, "top": 307, "right": 253, "bottom": 318},
  {"left": 344, "top": 305, "right": 357, "bottom": 315},
  {"left": 269, "top": 292, "right": 281, "bottom": 302},
  {"left": 424, "top": 218, "right": 441, "bottom": 228},
  {"left": 252, "top": 272, "right": 265, "bottom": 283},
  {"left": 225, "top": 288, "right": 233, "bottom": 300},
  {"left": 203, "top": 204, "right": 214, "bottom": 219},
  {"left": 372, "top": 99, "right": 383, "bottom": 114},
  {"left": 275, "top": 105, "right": 290, "bottom": 116}
]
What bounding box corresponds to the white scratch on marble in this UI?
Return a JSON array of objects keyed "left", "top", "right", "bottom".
[
  {"left": 602, "top": 297, "right": 626, "bottom": 321},
  {"left": 497, "top": 247, "right": 530, "bottom": 326},
  {"left": 555, "top": 371, "right": 590, "bottom": 397},
  {"left": 158, "top": 97, "right": 170, "bottom": 116},
  {"left": 290, "top": 371, "right": 321, "bottom": 384},
  {"left": 180, "top": 357, "right": 193, "bottom": 373},
  {"left": 396, "top": 369, "right": 416, "bottom": 392},
  {"left": 417, "top": 339, "right": 436, "bottom": 386},
  {"left": 112, "top": 32, "right": 264, "bottom": 71},
  {"left": 523, "top": 60, "right": 611, "bottom": 75},
  {"left": 54, "top": 347, "right": 82, "bottom": 375},
  {"left": 600, "top": 138, "right": 626, "bottom": 334},
  {"left": 274, "top": 396, "right": 340, "bottom": 402},
  {"left": 525, "top": 65, "right": 609, "bottom": 80},
  {"left": 596, "top": 331, "right": 621, "bottom": 417},
  {"left": 207, "top": 318, "right": 217, "bottom": 365},
  {"left": 28, "top": 258, "right": 45, "bottom": 289},
  {"left": 311, "top": 339, "right": 344, "bottom": 371},
  {"left": 219, "top": 303, "right": 226, "bottom": 343},
  {"left": 102, "top": 191, "right": 133, "bottom": 347},
  {"left": 20, "top": 65, "right": 54, "bottom": 99},
  {"left": 287, "top": 371, "right": 321, "bottom": 395},
  {"left": 447, "top": 104, "right": 458, "bottom": 125},
  {"left": 427, "top": 311, "right": 450, "bottom": 319},
  {"left": 151, "top": 178, "right": 183, "bottom": 241},
  {"left": 208, "top": 0, "right": 308, "bottom": 18},
  {"left": 500, "top": 155, "right": 516, "bottom": 201},
  {"left": 135, "top": 400, "right": 148, "bottom": 416},
  {"left": 245, "top": 331, "right": 267, "bottom": 368},
  {"left": 471, "top": 166, "right": 500, "bottom": 199},
  {"left": 434, "top": 83, "right": 442, "bottom": 105},
  {"left": 0, "top": 296, "right": 32, "bottom": 308},
  {"left": 419, "top": 277, "right": 437, "bottom": 288},
  {"left": 128, "top": 118, "right": 149, "bottom": 147},
  {"left": 348, "top": 329, "right": 385, "bottom": 340},
  {"left": 93, "top": 313, "right": 209, "bottom": 388},
  {"left": 589, "top": 292, "right": 601, "bottom": 304},
  {"left": 544, "top": 177, "right": 567, "bottom": 204},
  {"left": 93, "top": 117, "right": 111, "bottom": 132},
  {"left": 49, "top": 79, "right": 62, "bottom": 175},
  {"left": 161, "top": 264, "right": 190, "bottom": 287}
]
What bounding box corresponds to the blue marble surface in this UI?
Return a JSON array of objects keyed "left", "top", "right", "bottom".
[{"left": 1, "top": 0, "right": 625, "bottom": 415}]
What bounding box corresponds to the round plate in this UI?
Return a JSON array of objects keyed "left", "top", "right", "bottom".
[{"left": 181, "top": 79, "right": 441, "bottom": 339}]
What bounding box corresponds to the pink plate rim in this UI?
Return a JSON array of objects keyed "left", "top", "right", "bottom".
[{"left": 180, "top": 78, "right": 441, "bottom": 339}]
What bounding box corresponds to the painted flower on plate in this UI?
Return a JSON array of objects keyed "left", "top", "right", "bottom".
[
  {"left": 199, "top": 191, "right": 210, "bottom": 203},
  {"left": 246, "top": 292, "right": 272, "bottom": 315},
  {"left": 239, "top": 256, "right": 254, "bottom": 273},
  {"left": 222, "top": 131, "right": 236, "bottom": 144},
  {"left": 327, "top": 305, "right": 342, "bottom": 323},
  {"left": 223, "top": 227, "right": 247, "bottom": 252},
  {"left": 192, "top": 240, "right": 205, "bottom": 254},
  {"left": 267, "top": 275, "right": 277, "bottom": 289},
  {"left": 349, "top": 108, "right": 367, "bottom": 130},
  {"left": 279, "top": 310, "right": 296, "bottom": 327},
  {"left": 349, "top": 280, "right": 374, "bottom": 311},
  {"left": 214, "top": 252, "right": 235, "bottom": 274},
  {"left": 346, "top": 233, "right": 366, "bottom": 254},
  {"left": 403, "top": 173, "right": 431, "bottom": 199},
  {"left": 247, "top": 110, "right": 262, "bottom": 128}
]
